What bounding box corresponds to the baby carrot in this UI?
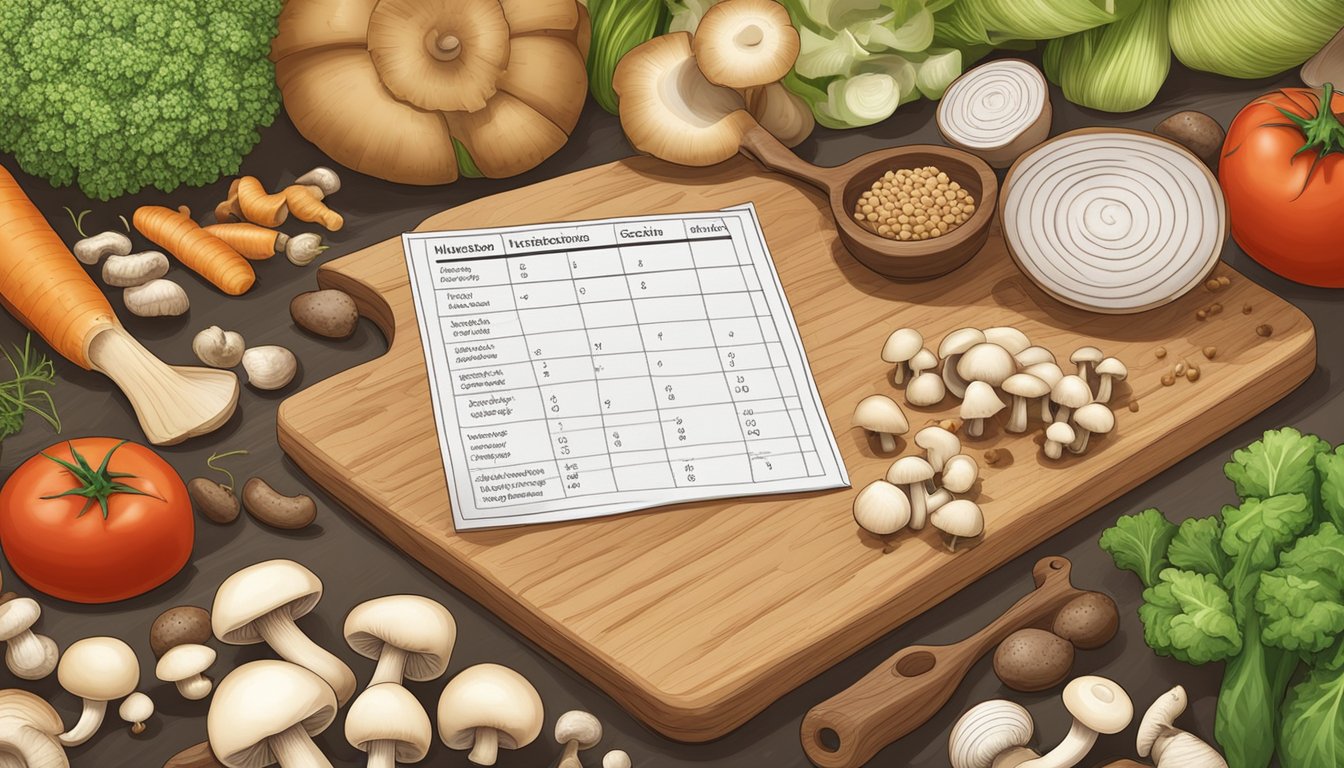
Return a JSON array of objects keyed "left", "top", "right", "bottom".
[
  {"left": 203, "top": 223, "right": 283, "bottom": 260},
  {"left": 134, "top": 206, "right": 255, "bottom": 296},
  {"left": 284, "top": 185, "right": 344, "bottom": 232}
]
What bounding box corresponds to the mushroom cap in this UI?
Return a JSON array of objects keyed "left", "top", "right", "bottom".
[
  {"left": 57, "top": 637, "right": 139, "bottom": 702},
  {"left": 941, "top": 454, "right": 980, "bottom": 494},
  {"left": 603, "top": 750, "right": 633, "bottom": 768},
  {"left": 156, "top": 644, "right": 217, "bottom": 683},
  {"left": 554, "top": 710, "right": 603, "bottom": 749},
  {"left": 910, "top": 348, "right": 940, "bottom": 376},
  {"left": 961, "top": 381, "right": 1006, "bottom": 419},
  {"left": 853, "top": 395, "right": 909, "bottom": 436},
  {"left": 344, "top": 595, "right": 458, "bottom": 682},
  {"left": 881, "top": 328, "right": 924, "bottom": 364},
  {"left": 437, "top": 663, "right": 544, "bottom": 753},
  {"left": 939, "top": 328, "right": 986, "bottom": 358},
  {"left": 1096, "top": 357, "right": 1129, "bottom": 379},
  {"left": 931, "top": 499, "right": 984, "bottom": 538},
  {"left": 1015, "top": 345, "right": 1056, "bottom": 368},
  {"left": 0, "top": 688, "right": 64, "bottom": 737},
  {"left": 119, "top": 692, "right": 155, "bottom": 724},
  {"left": 982, "top": 326, "right": 1031, "bottom": 355},
  {"left": 1137, "top": 685, "right": 1188, "bottom": 757},
  {"left": 1046, "top": 422, "right": 1076, "bottom": 445},
  {"left": 0, "top": 598, "right": 40, "bottom": 641},
  {"left": 613, "top": 32, "right": 756, "bottom": 167},
  {"left": 693, "top": 0, "right": 800, "bottom": 89},
  {"left": 1002, "top": 373, "right": 1050, "bottom": 399},
  {"left": 367, "top": 0, "right": 508, "bottom": 113},
  {"left": 957, "top": 343, "right": 1017, "bottom": 387},
  {"left": 906, "top": 372, "right": 947, "bottom": 406},
  {"left": 1072, "top": 403, "right": 1116, "bottom": 435},
  {"left": 1023, "top": 362, "right": 1063, "bottom": 388},
  {"left": 346, "top": 682, "right": 433, "bottom": 763},
  {"left": 1062, "top": 675, "right": 1134, "bottom": 735},
  {"left": 948, "top": 699, "right": 1034, "bottom": 768},
  {"left": 212, "top": 559, "right": 323, "bottom": 645},
  {"left": 150, "top": 605, "right": 212, "bottom": 658},
  {"left": 915, "top": 426, "right": 961, "bottom": 460},
  {"left": 209, "top": 660, "right": 338, "bottom": 768},
  {"left": 1050, "top": 375, "right": 1093, "bottom": 409},
  {"left": 886, "top": 456, "right": 935, "bottom": 486},
  {"left": 853, "top": 480, "right": 912, "bottom": 535},
  {"left": 1070, "top": 346, "right": 1104, "bottom": 366}
]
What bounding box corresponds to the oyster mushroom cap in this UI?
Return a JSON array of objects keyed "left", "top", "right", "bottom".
[
  {"left": 949, "top": 699, "right": 1034, "bottom": 768},
  {"left": 692, "top": 0, "right": 800, "bottom": 89},
  {"left": 0, "top": 689, "right": 67, "bottom": 767},
  {"left": 367, "top": 0, "right": 510, "bottom": 113}
]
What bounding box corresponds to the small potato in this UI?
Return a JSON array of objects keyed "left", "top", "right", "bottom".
[
  {"left": 1052, "top": 592, "right": 1120, "bottom": 650},
  {"left": 1155, "top": 111, "right": 1225, "bottom": 168},
  {"left": 993, "top": 628, "right": 1074, "bottom": 692},
  {"left": 290, "top": 289, "right": 357, "bottom": 339}
]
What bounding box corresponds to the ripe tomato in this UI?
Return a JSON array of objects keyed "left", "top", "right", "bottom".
[
  {"left": 1220, "top": 85, "right": 1344, "bottom": 287},
  {"left": 0, "top": 437, "right": 193, "bottom": 603}
]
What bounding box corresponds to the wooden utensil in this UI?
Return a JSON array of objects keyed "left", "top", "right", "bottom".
[
  {"left": 800, "top": 556, "right": 1089, "bottom": 768},
  {"left": 737, "top": 123, "right": 997, "bottom": 280}
]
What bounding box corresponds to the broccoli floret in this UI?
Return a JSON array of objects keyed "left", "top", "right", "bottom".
[{"left": 0, "top": 0, "right": 282, "bottom": 200}]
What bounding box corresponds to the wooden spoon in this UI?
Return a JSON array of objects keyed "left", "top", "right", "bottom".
[
  {"left": 799, "top": 556, "right": 1088, "bottom": 768},
  {"left": 737, "top": 123, "right": 997, "bottom": 281}
]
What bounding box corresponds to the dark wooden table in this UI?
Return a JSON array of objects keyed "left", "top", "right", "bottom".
[{"left": 0, "top": 62, "right": 1329, "bottom": 767}]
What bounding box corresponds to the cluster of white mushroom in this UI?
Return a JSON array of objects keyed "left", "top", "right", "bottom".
[
  {"left": 949, "top": 679, "right": 1226, "bottom": 768},
  {"left": 853, "top": 425, "right": 984, "bottom": 551},
  {"left": 872, "top": 326, "right": 1126, "bottom": 458}
]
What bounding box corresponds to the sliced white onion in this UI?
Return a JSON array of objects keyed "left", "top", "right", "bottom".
[
  {"left": 937, "top": 59, "right": 1051, "bottom": 168},
  {"left": 1001, "top": 129, "right": 1227, "bottom": 315}
]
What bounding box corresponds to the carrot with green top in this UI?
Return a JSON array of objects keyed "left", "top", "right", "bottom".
[{"left": 134, "top": 206, "right": 255, "bottom": 295}]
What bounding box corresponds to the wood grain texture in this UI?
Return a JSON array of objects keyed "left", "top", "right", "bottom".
[{"left": 276, "top": 155, "right": 1315, "bottom": 742}]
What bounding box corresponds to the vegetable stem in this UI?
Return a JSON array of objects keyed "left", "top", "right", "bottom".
[
  {"left": 39, "top": 440, "right": 159, "bottom": 519},
  {"left": 1273, "top": 82, "right": 1344, "bottom": 193},
  {"left": 206, "top": 449, "right": 249, "bottom": 492}
]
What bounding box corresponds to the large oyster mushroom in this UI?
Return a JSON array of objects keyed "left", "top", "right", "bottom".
[{"left": 271, "top": 0, "right": 588, "bottom": 184}]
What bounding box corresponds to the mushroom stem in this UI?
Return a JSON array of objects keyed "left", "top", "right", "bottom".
[
  {"left": 1069, "top": 430, "right": 1092, "bottom": 455},
  {"left": 176, "top": 674, "right": 214, "bottom": 701},
  {"left": 270, "top": 723, "right": 334, "bottom": 768},
  {"left": 1039, "top": 397, "right": 1054, "bottom": 423},
  {"left": 1054, "top": 406, "right": 1074, "bottom": 424},
  {"left": 1095, "top": 377, "right": 1116, "bottom": 404},
  {"left": 893, "top": 363, "right": 910, "bottom": 386},
  {"left": 559, "top": 740, "right": 583, "bottom": 768},
  {"left": 735, "top": 24, "right": 764, "bottom": 47},
  {"left": 256, "top": 611, "right": 357, "bottom": 705},
  {"left": 966, "top": 417, "right": 985, "bottom": 438},
  {"left": 58, "top": 699, "right": 106, "bottom": 747},
  {"left": 429, "top": 33, "right": 462, "bottom": 62},
  {"left": 908, "top": 485, "right": 928, "bottom": 530},
  {"left": 469, "top": 726, "right": 500, "bottom": 766},
  {"left": 875, "top": 431, "right": 897, "bottom": 453},
  {"left": 1006, "top": 397, "right": 1029, "bottom": 433},
  {"left": 369, "top": 645, "right": 409, "bottom": 687},
  {"left": 1019, "top": 719, "right": 1098, "bottom": 768},
  {"left": 6, "top": 631, "right": 56, "bottom": 679},
  {"left": 947, "top": 535, "right": 961, "bottom": 553},
  {"left": 1044, "top": 438, "right": 1065, "bottom": 461},
  {"left": 367, "top": 739, "right": 396, "bottom": 768}
]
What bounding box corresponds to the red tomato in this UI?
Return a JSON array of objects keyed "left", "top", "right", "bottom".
[
  {"left": 1220, "top": 86, "right": 1344, "bottom": 287},
  {"left": 0, "top": 437, "right": 193, "bottom": 603}
]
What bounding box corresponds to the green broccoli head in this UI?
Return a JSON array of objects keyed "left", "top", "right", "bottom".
[
  {"left": 0, "top": 0, "right": 282, "bottom": 200},
  {"left": 1139, "top": 568, "right": 1243, "bottom": 665}
]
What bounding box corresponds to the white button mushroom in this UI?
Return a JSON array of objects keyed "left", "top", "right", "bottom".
[
  {"left": 930, "top": 499, "right": 984, "bottom": 552},
  {"left": 1017, "top": 676, "right": 1133, "bottom": 768},
  {"left": 852, "top": 480, "right": 911, "bottom": 537},
  {"left": 982, "top": 326, "right": 1032, "bottom": 356},
  {"left": 906, "top": 348, "right": 946, "bottom": 406},
  {"left": 1093, "top": 358, "right": 1128, "bottom": 404},
  {"left": 1137, "top": 685, "right": 1227, "bottom": 768},
  {"left": 941, "top": 454, "right": 980, "bottom": 494},
  {"left": 555, "top": 710, "right": 603, "bottom": 768},
  {"left": 118, "top": 692, "right": 154, "bottom": 736},
  {"left": 1044, "top": 422, "right": 1076, "bottom": 461},
  {"left": 915, "top": 426, "right": 961, "bottom": 473},
  {"left": 957, "top": 343, "right": 1017, "bottom": 389},
  {"left": 193, "top": 326, "right": 246, "bottom": 369},
  {"left": 346, "top": 682, "right": 433, "bottom": 768},
  {"left": 886, "top": 456, "right": 935, "bottom": 530},
  {"left": 960, "top": 381, "right": 1005, "bottom": 439},
  {"left": 1069, "top": 346, "right": 1104, "bottom": 383},
  {"left": 123, "top": 278, "right": 190, "bottom": 317},
  {"left": 344, "top": 594, "right": 457, "bottom": 688},
  {"left": 853, "top": 395, "right": 908, "bottom": 453},
  {"left": 242, "top": 345, "right": 298, "bottom": 390},
  {"left": 603, "top": 750, "right": 632, "bottom": 768},
  {"left": 56, "top": 636, "right": 140, "bottom": 747},
  {"left": 208, "top": 660, "right": 338, "bottom": 768},
  {"left": 156, "top": 643, "right": 217, "bottom": 701},
  {"left": 0, "top": 597, "right": 58, "bottom": 680},
  {"left": 939, "top": 328, "right": 986, "bottom": 399},
  {"left": 881, "top": 328, "right": 924, "bottom": 385},
  {"left": 0, "top": 689, "right": 67, "bottom": 765},
  {"left": 1001, "top": 374, "right": 1051, "bottom": 434},
  {"left": 437, "top": 663, "right": 544, "bottom": 766},
  {"left": 1068, "top": 403, "right": 1115, "bottom": 455},
  {"left": 212, "top": 559, "right": 356, "bottom": 706},
  {"left": 1015, "top": 345, "right": 1056, "bottom": 368},
  {"left": 1050, "top": 375, "right": 1093, "bottom": 424},
  {"left": 948, "top": 699, "right": 1036, "bottom": 768},
  {"left": 1023, "top": 362, "right": 1064, "bottom": 422}
]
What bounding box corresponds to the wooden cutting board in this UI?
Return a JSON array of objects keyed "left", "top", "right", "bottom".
[{"left": 277, "top": 155, "right": 1315, "bottom": 743}]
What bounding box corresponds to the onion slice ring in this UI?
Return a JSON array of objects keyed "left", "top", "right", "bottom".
[{"left": 938, "top": 59, "right": 1052, "bottom": 169}]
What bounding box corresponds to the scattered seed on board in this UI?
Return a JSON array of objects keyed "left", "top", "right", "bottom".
[
  {"left": 1196, "top": 309, "right": 1208, "bottom": 321},
  {"left": 1161, "top": 373, "right": 1176, "bottom": 386},
  {"left": 1219, "top": 275, "right": 1231, "bottom": 287},
  {"left": 1205, "top": 278, "right": 1221, "bottom": 292},
  {"left": 1243, "top": 303, "right": 1254, "bottom": 314},
  {"left": 1174, "top": 361, "right": 1187, "bottom": 377},
  {"left": 854, "top": 166, "right": 975, "bottom": 241},
  {"left": 984, "top": 448, "right": 1006, "bottom": 466},
  {"left": 1129, "top": 400, "right": 1141, "bottom": 412},
  {"left": 1210, "top": 302, "right": 1223, "bottom": 315},
  {"left": 1202, "top": 346, "right": 1217, "bottom": 359},
  {"left": 1257, "top": 324, "right": 1273, "bottom": 337},
  {"left": 1155, "top": 346, "right": 1167, "bottom": 359},
  {"left": 1187, "top": 366, "right": 1201, "bottom": 382}
]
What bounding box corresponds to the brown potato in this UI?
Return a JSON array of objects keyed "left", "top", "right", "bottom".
[
  {"left": 290, "top": 288, "right": 358, "bottom": 339},
  {"left": 993, "top": 628, "right": 1074, "bottom": 692},
  {"left": 1052, "top": 592, "right": 1120, "bottom": 650},
  {"left": 1155, "top": 111, "right": 1225, "bottom": 168}
]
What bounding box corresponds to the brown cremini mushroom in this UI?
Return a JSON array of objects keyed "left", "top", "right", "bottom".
[{"left": 151, "top": 605, "right": 213, "bottom": 658}]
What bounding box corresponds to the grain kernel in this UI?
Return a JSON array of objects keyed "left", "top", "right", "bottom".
[{"left": 1257, "top": 324, "right": 1273, "bottom": 337}]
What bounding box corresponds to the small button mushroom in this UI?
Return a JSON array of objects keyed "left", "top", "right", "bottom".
[
  {"left": 242, "top": 477, "right": 317, "bottom": 530},
  {"left": 294, "top": 167, "right": 342, "bottom": 198},
  {"left": 853, "top": 395, "right": 908, "bottom": 453},
  {"left": 852, "top": 480, "right": 911, "bottom": 537},
  {"left": 1002, "top": 374, "right": 1051, "bottom": 434},
  {"left": 344, "top": 594, "right": 457, "bottom": 688},
  {"left": 555, "top": 710, "right": 603, "bottom": 768},
  {"left": 1050, "top": 375, "right": 1092, "bottom": 424},
  {"left": 290, "top": 289, "right": 359, "bottom": 339},
  {"left": 1044, "top": 422, "right": 1076, "bottom": 461},
  {"left": 1018, "top": 676, "right": 1133, "bottom": 768},
  {"left": 157, "top": 644, "right": 217, "bottom": 701},
  {"left": 957, "top": 343, "right": 1017, "bottom": 389},
  {"left": 1093, "top": 357, "right": 1128, "bottom": 404},
  {"left": 190, "top": 477, "right": 241, "bottom": 524},
  {"left": 0, "top": 597, "right": 58, "bottom": 680},
  {"left": 881, "top": 328, "right": 923, "bottom": 385},
  {"left": 960, "top": 381, "right": 1005, "bottom": 439},
  {"left": 1068, "top": 403, "right": 1115, "bottom": 455},
  {"left": 941, "top": 454, "right": 979, "bottom": 494},
  {"left": 437, "top": 663, "right": 544, "bottom": 766},
  {"left": 124, "top": 278, "right": 190, "bottom": 317},
  {"left": 212, "top": 559, "right": 357, "bottom": 706},
  {"left": 0, "top": 689, "right": 67, "bottom": 765},
  {"left": 73, "top": 230, "right": 132, "bottom": 265},
  {"left": 905, "top": 370, "right": 947, "bottom": 407},
  {"left": 102, "top": 250, "right": 170, "bottom": 287},
  {"left": 930, "top": 499, "right": 983, "bottom": 552},
  {"left": 56, "top": 636, "right": 140, "bottom": 746},
  {"left": 1015, "top": 345, "right": 1056, "bottom": 368},
  {"left": 993, "top": 628, "right": 1074, "bottom": 692},
  {"left": 119, "top": 692, "right": 154, "bottom": 736},
  {"left": 948, "top": 699, "right": 1036, "bottom": 768},
  {"left": 1052, "top": 592, "right": 1119, "bottom": 650},
  {"left": 886, "top": 456, "right": 935, "bottom": 530},
  {"left": 242, "top": 345, "right": 297, "bottom": 390},
  {"left": 603, "top": 750, "right": 632, "bottom": 768},
  {"left": 346, "top": 682, "right": 433, "bottom": 768},
  {"left": 938, "top": 328, "right": 986, "bottom": 399},
  {"left": 1023, "top": 362, "right": 1064, "bottom": 422},
  {"left": 150, "top": 605, "right": 213, "bottom": 659},
  {"left": 1069, "top": 346, "right": 1104, "bottom": 384},
  {"left": 285, "top": 232, "right": 328, "bottom": 267},
  {"left": 982, "top": 326, "right": 1031, "bottom": 356},
  {"left": 208, "top": 660, "right": 338, "bottom": 768},
  {"left": 914, "top": 426, "right": 960, "bottom": 473},
  {"left": 1136, "top": 685, "right": 1227, "bottom": 767},
  {"left": 193, "top": 326, "right": 245, "bottom": 369}
]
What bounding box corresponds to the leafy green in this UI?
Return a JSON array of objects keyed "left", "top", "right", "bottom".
[
  {"left": 1140, "top": 568, "right": 1242, "bottom": 665},
  {"left": 1256, "top": 524, "right": 1344, "bottom": 655},
  {"left": 587, "top": 0, "right": 667, "bottom": 114},
  {"left": 1279, "top": 659, "right": 1344, "bottom": 768},
  {"left": 1225, "top": 427, "right": 1330, "bottom": 501},
  {"left": 1170, "top": 0, "right": 1344, "bottom": 80},
  {"left": 1216, "top": 616, "right": 1297, "bottom": 768},
  {"left": 1168, "top": 516, "right": 1229, "bottom": 579},
  {"left": 934, "top": 0, "right": 1126, "bottom": 48},
  {"left": 1099, "top": 508, "right": 1176, "bottom": 589},
  {"left": 0, "top": 0, "right": 282, "bottom": 199},
  {"left": 1041, "top": 0, "right": 1169, "bottom": 112},
  {"left": 1317, "top": 450, "right": 1344, "bottom": 531},
  {"left": 1222, "top": 495, "right": 1314, "bottom": 583},
  {"left": 0, "top": 334, "right": 61, "bottom": 442}
]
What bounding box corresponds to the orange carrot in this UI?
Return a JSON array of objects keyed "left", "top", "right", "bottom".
[
  {"left": 214, "top": 178, "right": 243, "bottom": 223},
  {"left": 134, "top": 206, "right": 255, "bottom": 296},
  {"left": 284, "top": 185, "right": 344, "bottom": 231},
  {"left": 0, "top": 164, "right": 118, "bottom": 369},
  {"left": 235, "top": 177, "right": 288, "bottom": 227},
  {"left": 203, "top": 223, "right": 283, "bottom": 260}
]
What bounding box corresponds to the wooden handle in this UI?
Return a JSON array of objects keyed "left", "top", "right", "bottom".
[
  {"left": 800, "top": 557, "right": 1086, "bottom": 768},
  {"left": 738, "top": 123, "right": 844, "bottom": 195}
]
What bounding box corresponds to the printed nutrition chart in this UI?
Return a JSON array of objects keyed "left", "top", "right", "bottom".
[{"left": 403, "top": 206, "right": 847, "bottom": 530}]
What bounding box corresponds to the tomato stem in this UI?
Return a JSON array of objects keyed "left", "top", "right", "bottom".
[
  {"left": 205, "top": 449, "right": 248, "bottom": 493},
  {"left": 1275, "top": 82, "right": 1344, "bottom": 194},
  {"left": 39, "top": 440, "right": 159, "bottom": 520}
]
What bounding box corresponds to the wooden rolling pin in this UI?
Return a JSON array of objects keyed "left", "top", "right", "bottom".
[{"left": 800, "top": 556, "right": 1088, "bottom": 768}]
